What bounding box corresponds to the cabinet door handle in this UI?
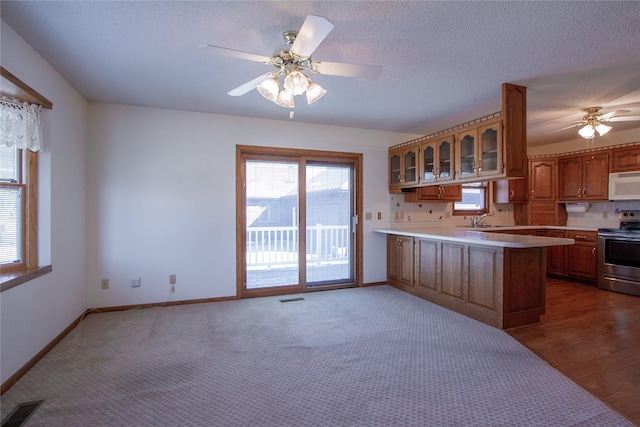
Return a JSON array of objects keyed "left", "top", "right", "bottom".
[
  {"left": 510, "top": 190, "right": 514, "bottom": 197},
  {"left": 592, "top": 247, "right": 596, "bottom": 256}
]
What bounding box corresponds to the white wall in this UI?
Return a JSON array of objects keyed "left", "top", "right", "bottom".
[
  {"left": 85, "top": 102, "right": 418, "bottom": 308},
  {"left": 0, "top": 21, "right": 87, "bottom": 384},
  {"left": 528, "top": 127, "right": 640, "bottom": 157}
]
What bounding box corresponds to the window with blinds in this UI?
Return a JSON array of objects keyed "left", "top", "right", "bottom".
[{"left": 0, "top": 145, "right": 25, "bottom": 266}]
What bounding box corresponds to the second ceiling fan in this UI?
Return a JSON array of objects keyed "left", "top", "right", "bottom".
[{"left": 201, "top": 15, "right": 382, "bottom": 112}]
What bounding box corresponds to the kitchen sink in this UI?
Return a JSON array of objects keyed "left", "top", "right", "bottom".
[{"left": 456, "top": 224, "right": 505, "bottom": 228}]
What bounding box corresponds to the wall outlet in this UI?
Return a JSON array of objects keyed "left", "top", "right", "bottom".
[
  {"left": 378, "top": 212, "right": 382, "bottom": 220},
  {"left": 101, "top": 279, "right": 109, "bottom": 290},
  {"left": 131, "top": 277, "right": 141, "bottom": 288},
  {"left": 169, "top": 274, "right": 176, "bottom": 285},
  {"left": 170, "top": 284, "right": 175, "bottom": 293}
]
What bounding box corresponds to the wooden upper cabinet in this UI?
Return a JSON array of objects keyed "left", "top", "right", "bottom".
[
  {"left": 558, "top": 152, "right": 609, "bottom": 201},
  {"left": 455, "top": 120, "right": 503, "bottom": 181},
  {"left": 494, "top": 178, "right": 527, "bottom": 203},
  {"left": 388, "top": 144, "right": 419, "bottom": 192},
  {"left": 557, "top": 156, "right": 583, "bottom": 201},
  {"left": 404, "top": 185, "right": 462, "bottom": 203},
  {"left": 529, "top": 158, "right": 556, "bottom": 201},
  {"left": 420, "top": 135, "right": 454, "bottom": 184},
  {"left": 502, "top": 83, "right": 527, "bottom": 177},
  {"left": 387, "top": 83, "right": 526, "bottom": 192},
  {"left": 456, "top": 128, "right": 478, "bottom": 180},
  {"left": 478, "top": 120, "right": 503, "bottom": 177},
  {"left": 610, "top": 144, "right": 640, "bottom": 172}
]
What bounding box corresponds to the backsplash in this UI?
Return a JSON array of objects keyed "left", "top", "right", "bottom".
[
  {"left": 565, "top": 201, "right": 640, "bottom": 229},
  {"left": 388, "top": 194, "right": 640, "bottom": 230},
  {"left": 388, "top": 193, "right": 516, "bottom": 230}
]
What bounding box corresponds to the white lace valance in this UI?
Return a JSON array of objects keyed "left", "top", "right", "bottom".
[{"left": 1, "top": 96, "right": 42, "bottom": 152}]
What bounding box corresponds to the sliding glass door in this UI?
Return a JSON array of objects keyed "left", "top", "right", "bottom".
[
  {"left": 238, "top": 147, "right": 361, "bottom": 298},
  {"left": 244, "top": 160, "right": 300, "bottom": 291},
  {"left": 305, "top": 163, "right": 354, "bottom": 287}
]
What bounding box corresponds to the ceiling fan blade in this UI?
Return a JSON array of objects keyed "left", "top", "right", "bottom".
[
  {"left": 290, "top": 15, "right": 334, "bottom": 58},
  {"left": 314, "top": 61, "right": 382, "bottom": 79},
  {"left": 228, "top": 73, "right": 272, "bottom": 96},
  {"left": 551, "top": 122, "right": 583, "bottom": 133},
  {"left": 606, "top": 115, "right": 640, "bottom": 122},
  {"left": 199, "top": 44, "right": 272, "bottom": 64},
  {"left": 600, "top": 109, "right": 631, "bottom": 120}
]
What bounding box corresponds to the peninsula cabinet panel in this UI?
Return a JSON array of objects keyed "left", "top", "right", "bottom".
[
  {"left": 536, "top": 230, "right": 567, "bottom": 276},
  {"left": 415, "top": 238, "right": 440, "bottom": 294},
  {"left": 468, "top": 246, "right": 501, "bottom": 311},
  {"left": 503, "top": 247, "right": 545, "bottom": 328},
  {"left": 440, "top": 242, "right": 466, "bottom": 301},
  {"left": 387, "top": 235, "right": 415, "bottom": 290},
  {"left": 610, "top": 144, "right": 640, "bottom": 172},
  {"left": 383, "top": 232, "right": 549, "bottom": 330}
]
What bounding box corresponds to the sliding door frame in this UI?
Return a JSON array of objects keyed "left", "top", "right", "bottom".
[{"left": 236, "top": 145, "right": 363, "bottom": 298}]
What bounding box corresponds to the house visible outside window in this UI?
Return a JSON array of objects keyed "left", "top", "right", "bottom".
[{"left": 453, "top": 183, "right": 488, "bottom": 215}]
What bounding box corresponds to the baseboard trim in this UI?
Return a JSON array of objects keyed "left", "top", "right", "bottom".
[
  {"left": 361, "top": 281, "right": 387, "bottom": 287},
  {"left": 0, "top": 294, "right": 239, "bottom": 395},
  {"left": 1, "top": 311, "right": 83, "bottom": 395},
  {"left": 84, "top": 295, "right": 240, "bottom": 315}
]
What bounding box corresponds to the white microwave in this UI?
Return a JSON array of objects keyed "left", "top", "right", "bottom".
[{"left": 609, "top": 171, "right": 640, "bottom": 200}]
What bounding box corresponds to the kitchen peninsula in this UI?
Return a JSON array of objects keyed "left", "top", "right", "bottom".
[{"left": 375, "top": 228, "right": 574, "bottom": 329}]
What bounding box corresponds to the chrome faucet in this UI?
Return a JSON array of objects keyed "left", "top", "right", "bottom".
[{"left": 471, "top": 213, "right": 492, "bottom": 227}]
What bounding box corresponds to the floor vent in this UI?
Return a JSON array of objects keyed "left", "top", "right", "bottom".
[
  {"left": 279, "top": 297, "right": 305, "bottom": 303},
  {"left": 1, "top": 400, "right": 44, "bottom": 427}
]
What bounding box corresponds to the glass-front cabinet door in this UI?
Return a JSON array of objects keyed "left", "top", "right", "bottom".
[
  {"left": 478, "top": 120, "right": 502, "bottom": 176},
  {"left": 389, "top": 151, "right": 402, "bottom": 186},
  {"left": 389, "top": 145, "right": 419, "bottom": 191},
  {"left": 403, "top": 147, "right": 418, "bottom": 185},
  {"left": 421, "top": 141, "right": 436, "bottom": 182},
  {"left": 457, "top": 129, "right": 477, "bottom": 179},
  {"left": 437, "top": 137, "right": 454, "bottom": 182}
]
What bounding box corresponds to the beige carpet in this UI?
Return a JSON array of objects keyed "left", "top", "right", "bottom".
[{"left": 1, "top": 285, "right": 633, "bottom": 426}]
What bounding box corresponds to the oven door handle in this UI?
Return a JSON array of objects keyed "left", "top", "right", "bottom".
[{"left": 598, "top": 233, "right": 640, "bottom": 241}]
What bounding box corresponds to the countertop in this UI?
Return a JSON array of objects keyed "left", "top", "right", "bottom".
[{"left": 374, "top": 228, "right": 575, "bottom": 248}]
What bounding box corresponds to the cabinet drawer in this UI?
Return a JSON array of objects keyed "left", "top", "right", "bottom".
[{"left": 566, "top": 230, "right": 597, "bottom": 242}]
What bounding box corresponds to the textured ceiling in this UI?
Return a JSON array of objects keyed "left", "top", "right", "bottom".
[{"left": 2, "top": 1, "right": 640, "bottom": 146}]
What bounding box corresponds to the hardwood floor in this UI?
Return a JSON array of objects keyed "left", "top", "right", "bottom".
[{"left": 508, "top": 277, "right": 640, "bottom": 426}]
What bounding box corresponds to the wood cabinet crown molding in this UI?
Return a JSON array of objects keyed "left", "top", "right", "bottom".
[{"left": 388, "top": 84, "right": 527, "bottom": 192}]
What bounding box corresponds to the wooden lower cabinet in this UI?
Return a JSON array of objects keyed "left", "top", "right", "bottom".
[
  {"left": 566, "top": 230, "right": 598, "bottom": 281},
  {"left": 391, "top": 235, "right": 545, "bottom": 329},
  {"left": 387, "top": 235, "right": 415, "bottom": 291},
  {"left": 415, "top": 238, "right": 439, "bottom": 293},
  {"left": 536, "top": 230, "right": 567, "bottom": 276}
]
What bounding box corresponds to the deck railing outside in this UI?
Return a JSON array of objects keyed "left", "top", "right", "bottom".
[{"left": 246, "top": 224, "right": 350, "bottom": 270}]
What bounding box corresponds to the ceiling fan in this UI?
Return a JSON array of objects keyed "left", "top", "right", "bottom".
[
  {"left": 557, "top": 107, "right": 640, "bottom": 139},
  {"left": 200, "top": 15, "right": 382, "bottom": 114}
]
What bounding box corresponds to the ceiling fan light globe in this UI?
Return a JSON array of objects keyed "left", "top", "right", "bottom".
[
  {"left": 283, "top": 71, "right": 309, "bottom": 95},
  {"left": 275, "top": 90, "right": 295, "bottom": 108},
  {"left": 305, "top": 82, "right": 327, "bottom": 104},
  {"left": 595, "top": 123, "right": 612, "bottom": 136},
  {"left": 257, "top": 77, "right": 279, "bottom": 103},
  {"left": 578, "top": 124, "right": 595, "bottom": 139}
]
